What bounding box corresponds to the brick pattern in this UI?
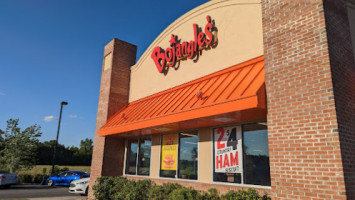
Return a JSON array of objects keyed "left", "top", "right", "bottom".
[
  {"left": 88, "top": 38, "right": 137, "bottom": 199},
  {"left": 323, "top": 0, "right": 355, "bottom": 199},
  {"left": 125, "top": 176, "right": 271, "bottom": 196},
  {"left": 262, "top": 0, "right": 350, "bottom": 199}
]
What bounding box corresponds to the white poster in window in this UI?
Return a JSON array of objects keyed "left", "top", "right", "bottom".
[{"left": 214, "top": 126, "right": 242, "bottom": 173}]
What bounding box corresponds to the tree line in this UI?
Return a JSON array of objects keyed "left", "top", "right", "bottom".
[
  {"left": 36, "top": 138, "right": 93, "bottom": 166},
  {"left": 0, "top": 119, "right": 93, "bottom": 173}
]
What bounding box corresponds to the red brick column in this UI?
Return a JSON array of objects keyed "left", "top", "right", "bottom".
[
  {"left": 88, "top": 38, "right": 137, "bottom": 199},
  {"left": 262, "top": 1, "right": 351, "bottom": 199},
  {"left": 323, "top": 0, "right": 355, "bottom": 198}
]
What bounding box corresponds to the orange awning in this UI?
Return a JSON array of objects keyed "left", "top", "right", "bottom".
[{"left": 99, "top": 56, "right": 266, "bottom": 137}]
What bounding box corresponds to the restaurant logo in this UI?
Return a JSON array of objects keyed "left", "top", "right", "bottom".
[{"left": 151, "top": 16, "right": 218, "bottom": 74}]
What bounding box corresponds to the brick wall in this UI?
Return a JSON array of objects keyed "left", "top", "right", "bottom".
[
  {"left": 88, "top": 38, "right": 137, "bottom": 199},
  {"left": 323, "top": 0, "right": 355, "bottom": 199},
  {"left": 262, "top": 0, "right": 353, "bottom": 199}
]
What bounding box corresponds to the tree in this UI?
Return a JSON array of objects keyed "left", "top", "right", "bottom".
[
  {"left": 35, "top": 138, "right": 93, "bottom": 166},
  {"left": 0, "top": 119, "right": 42, "bottom": 173},
  {"left": 79, "top": 138, "right": 93, "bottom": 155}
]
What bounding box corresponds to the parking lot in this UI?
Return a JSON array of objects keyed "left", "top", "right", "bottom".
[{"left": 0, "top": 185, "right": 84, "bottom": 200}]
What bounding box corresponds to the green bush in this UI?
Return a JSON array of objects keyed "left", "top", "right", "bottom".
[
  {"left": 92, "top": 176, "right": 270, "bottom": 200},
  {"left": 93, "top": 176, "right": 122, "bottom": 200},
  {"left": 168, "top": 187, "right": 203, "bottom": 200},
  {"left": 18, "top": 174, "right": 33, "bottom": 183},
  {"left": 148, "top": 183, "right": 183, "bottom": 200},
  {"left": 33, "top": 174, "right": 49, "bottom": 184},
  {"left": 221, "top": 188, "right": 271, "bottom": 200},
  {"left": 202, "top": 188, "right": 221, "bottom": 200}
]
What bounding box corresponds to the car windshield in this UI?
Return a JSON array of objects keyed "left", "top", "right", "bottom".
[{"left": 0, "top": 170, "right": 9, "bottom": 174}]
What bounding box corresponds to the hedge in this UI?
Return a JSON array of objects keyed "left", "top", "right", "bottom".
[
  {"left": 92, "top": 176, "right": 271, "bottom": 200},
  {"left": 18, "top": 174, "right": 49, "bottom": 184}
]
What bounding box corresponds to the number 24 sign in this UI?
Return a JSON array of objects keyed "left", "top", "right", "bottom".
[{"left": 214, "top": 126, "right": 242, "bottom": 173}]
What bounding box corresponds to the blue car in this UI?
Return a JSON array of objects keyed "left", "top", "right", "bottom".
[{"left": 46, "top": 171, "right": 90, "bottom": 186}]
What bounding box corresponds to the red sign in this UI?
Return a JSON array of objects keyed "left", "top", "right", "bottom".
[{"left": 151, "top": 16, "right": 217, "bottom": 73}]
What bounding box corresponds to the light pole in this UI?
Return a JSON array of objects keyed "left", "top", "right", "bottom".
[{"left": 51, "top": 101, "right": 68, "bottom": 175}]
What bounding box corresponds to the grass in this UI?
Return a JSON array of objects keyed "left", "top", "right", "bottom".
[{"left": 17, "top": 165, "right": 91, "bottom": 175}]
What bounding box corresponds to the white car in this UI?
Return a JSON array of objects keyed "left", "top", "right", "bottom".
[
  {"left": 0, "top": 170, "right": 18, "bottom": 188},
  {"left": 69, "top": 177, "right": 89, "bottom": 196}
]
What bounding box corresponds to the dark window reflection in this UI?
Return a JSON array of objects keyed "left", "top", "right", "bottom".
[
  {"left": 178, "top": 132, "right": 198, "bottom": 180},
  {"left": 138, "top": 139, "right": 151, "bottom": 176},
  {"left": 213, "top": 172, "right": 242, "bottom": 183},
  {"left": 160, "top": 169, "right": 176, "bottom": 178},
  {"left": 125, "top": 140, "right": 138, "bottom": 175},
  {"left": 243, "top": 123, "right": 271, "bottom": 186}
]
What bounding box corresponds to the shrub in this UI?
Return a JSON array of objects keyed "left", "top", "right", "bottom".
[
  {"left": 202, "top": 188, "right": 221, "bottom": 200},
  {"left": 221, "top": 188, "right": 271, "bottom": 200},
  {"left": 33, "top": 174, "right": 49, "bottom": 184},
  {"left": 117, "top": 179, "right": 150, "bottom": 199},
  {"left": 92, "top": 177, "right": 271, "bottom": 200},
  {"left": 18, "top": 174, "right": 33, "bottom": 183},
  {"left": 168, "top": 187, "right": 203, "bottom": 200},
  {"left": 93, "top": 176, "right": 123, "bottom": 200},
  {"left": 148, "top": 183, "right": 183, "bottom": 200}
]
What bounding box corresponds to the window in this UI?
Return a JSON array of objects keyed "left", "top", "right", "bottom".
[
  {"left": 65, "top": 172, "right": 74, "bottom": 177},
  {"left": 125, "top": 137, "right": 151, "bottom": 176},
  {"left": 160, "top": 131, "right": 198, "bottom": 180},
  {"left": 213, "top": 123, "right": 270, "bottom": 186},
  {"left": 243, "top": 123, "right": 270, "bottom": 186}
]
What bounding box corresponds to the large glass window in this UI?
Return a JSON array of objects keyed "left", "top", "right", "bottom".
[
  {"left": 178, "top": 132, "right": 198, "bottom": 180},
  {"left": 137, "top": 138, "right": 152, "bottom": 176},
  {"left": 125, "top": 138, "right": 151, "bottom": 176},
  {"left": 213, "top": 123, "right": 270, "bottom": 186},
  {"left": 243, "top": 123, "right": 270, "bottom": 186},
  {"left": 160, "top": 131, "right": 198, "bottom": 180}
]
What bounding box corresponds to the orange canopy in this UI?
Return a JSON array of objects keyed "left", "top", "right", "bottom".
[{"left": 99, "top": 56, "right": 266, "bottom": 137}]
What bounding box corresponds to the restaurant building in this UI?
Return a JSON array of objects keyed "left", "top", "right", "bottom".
[{"left": 89, "top": 0, "right": 355, "bottom": 199}]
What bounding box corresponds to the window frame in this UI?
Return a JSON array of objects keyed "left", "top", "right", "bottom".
[
  {"left": 211, "top": 122, "right": 271, "bottom": 189},
  {"left": 158, "top": 130, "right": 199, "bottom": 182},
  {"left": 124, "top": 136, "right": 152, "bottom": 177}
]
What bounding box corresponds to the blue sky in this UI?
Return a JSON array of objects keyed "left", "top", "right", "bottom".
[{"left": 0, "top": 0, "right": 209, "bottom": 147}]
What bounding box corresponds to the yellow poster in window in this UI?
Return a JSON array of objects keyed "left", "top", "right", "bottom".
[{"left": 161, "top": 134, "right": 178, "bottom": 170}]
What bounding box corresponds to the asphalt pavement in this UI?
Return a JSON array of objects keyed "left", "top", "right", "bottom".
[{"left": 0, "top": 185, "right": 84, "bottom": 200}]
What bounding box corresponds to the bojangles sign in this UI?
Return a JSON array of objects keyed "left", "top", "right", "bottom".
[{"left": 151, "top": 16, "right": 218, "bottom": 74}]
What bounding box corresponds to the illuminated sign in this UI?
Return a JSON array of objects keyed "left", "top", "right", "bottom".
[{"left": 151, "top": 16, "right": 218, "bottom": 73}]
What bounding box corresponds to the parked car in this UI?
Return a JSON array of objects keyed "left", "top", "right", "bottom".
[
  {"left": 46, "top": 171, "right": 89, "bottom": 186},
  {"left": 0, "top": 170, "right": 18, "bottom": 188},
  {"left": 69, "top": 177, "right": 89, "bottom": 196}
]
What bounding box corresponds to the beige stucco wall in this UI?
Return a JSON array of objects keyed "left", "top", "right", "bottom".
[
  {"left": 150, "top": 135, "right": 161, "bottom": 178},
  {"left": 129, "top": 0, "right": 263, "bottom": 102},
  {"left": 199, "top": 127, "right": 212, "bottom": 183}
]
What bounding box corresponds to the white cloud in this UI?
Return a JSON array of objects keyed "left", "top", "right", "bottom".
[
  {"left": 43, "top": 115, "right": 57, "bottom": 122},
  {"left": 69, "top": 114, "right": 78, "bottom": 118}
]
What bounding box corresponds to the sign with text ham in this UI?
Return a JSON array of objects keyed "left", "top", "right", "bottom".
[{"left": 214, "top": 126, "right": 242, "bottom": 173}]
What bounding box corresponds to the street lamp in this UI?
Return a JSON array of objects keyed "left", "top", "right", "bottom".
[{"left": 51, "top": 101, "right": 68, "bottom": 175}]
